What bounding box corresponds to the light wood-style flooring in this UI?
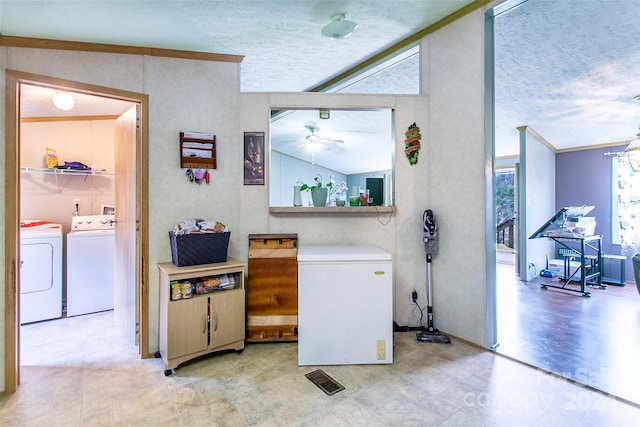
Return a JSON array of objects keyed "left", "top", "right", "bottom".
[{"left": 496, "top": 259, "right": 640, "bottom": 405}]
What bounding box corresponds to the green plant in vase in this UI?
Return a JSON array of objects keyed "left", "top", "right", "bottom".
[{"left": 299, "top": 173, "right": 334, "bottom": 207}]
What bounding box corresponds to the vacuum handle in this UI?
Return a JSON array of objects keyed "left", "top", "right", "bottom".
[{"left": 423, "top": 209, "right": 438, "bottom": 256}]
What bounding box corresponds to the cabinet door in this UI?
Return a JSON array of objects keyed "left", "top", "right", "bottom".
[
  {"left": 210, "top": 290, "right": 245, "bottom": 348},
  {"left": 167, "top": 297, "right": 208, "bottom": 359}
]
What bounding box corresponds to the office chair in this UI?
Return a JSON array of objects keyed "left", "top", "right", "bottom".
[{"left": 633, "top": 254, "right": 640, "bottom": 296}]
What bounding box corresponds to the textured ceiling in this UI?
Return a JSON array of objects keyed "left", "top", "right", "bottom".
[
  {"left": 0, "top": 0, "right": 472, "bottom": 92},
  {"left": 4, "top": 0, "right": 640, "bottom": 162},
  {"left": 494, "top": 0, "right": 640, "bottom": 157},
  {"left": 270, "top": 108, "right": 394, "bottom": 175}
]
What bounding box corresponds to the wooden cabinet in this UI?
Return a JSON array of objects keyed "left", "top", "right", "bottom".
[
  {"left": 157, "top": 258, "right": 246, "bottom": 375},
  {"left": 247, "top": 234, "right": 298, "bottom": 342}
]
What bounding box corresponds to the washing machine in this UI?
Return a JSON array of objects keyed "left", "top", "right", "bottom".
[
  {"left": 20, "top": 221, "right": 63, "bottom": 324},
  {"left": 66, "top": 215, "right": 116, "bottom": 316}
]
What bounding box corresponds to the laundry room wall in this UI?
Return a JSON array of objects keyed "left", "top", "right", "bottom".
[{"left": 20, "top": 118, "right": 116, "bottom": 231}]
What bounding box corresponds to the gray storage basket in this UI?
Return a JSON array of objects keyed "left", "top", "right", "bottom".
[{"left": 169, "top": 231, "right": 230, "bottom": 266}]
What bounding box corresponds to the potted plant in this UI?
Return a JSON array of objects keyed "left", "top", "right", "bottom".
[{"left": 299, "top": 173, "right": 334, "bottom": 207}]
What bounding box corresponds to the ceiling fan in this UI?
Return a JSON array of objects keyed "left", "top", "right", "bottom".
[{"left": 298, "top": 125, "right": 344, "bottom": 152}]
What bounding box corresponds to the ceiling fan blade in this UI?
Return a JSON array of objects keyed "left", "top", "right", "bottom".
[{"left": 301, "top": 124, "right": 344, "bottom": 149}]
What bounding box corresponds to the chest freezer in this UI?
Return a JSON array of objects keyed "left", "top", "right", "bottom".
[{"left": 297, "top": 245, "right": 393, "bottom": 365}]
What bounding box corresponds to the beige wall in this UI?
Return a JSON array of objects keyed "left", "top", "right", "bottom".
[
  {"left": 21, "top": 119, "right": 116, "bottom": 229},
  {"left": 0, "top": 47, "right": 242, "bottom": 390},
  {"left": 520, "top": 127, "right": 556, "bottom": 281},
  {"left": 238, "top": 92, "right": 430, "bottom": 331},
  {"left": 422, "top": 8, "right": 488, "bottom": 345},
  {"left": 1, "top": 5, "right": 491, "bottom": 391}
]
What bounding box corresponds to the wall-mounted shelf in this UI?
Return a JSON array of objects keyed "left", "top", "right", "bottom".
[
  {"left": 20, "top": 167, "right": 114, "bottom": 176},
  {"left": 180, "top": 131, "right": 216, "bottom": 169},
  {"left": 269, "top": 206, "right": 395, "bottom": 214},
  {"left": 20, "top": 167, "right": 113, "bottom": 193}
]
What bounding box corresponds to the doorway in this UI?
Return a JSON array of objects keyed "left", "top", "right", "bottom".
[
  {"left": 4, "top": 70, "right": 150, "bottom": 393},
  {"left": 487, "top": 2, "right": 640, "bottom": 404}
]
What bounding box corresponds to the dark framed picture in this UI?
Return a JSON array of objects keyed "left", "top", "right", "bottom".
[{"left": 244, "top": 132, "right": 264, "bottom": 185}]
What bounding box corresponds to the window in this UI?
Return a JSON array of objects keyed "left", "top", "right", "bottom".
[
  {"left": 495, "top": 168, "right": 515, "bottom": 248},
  {"left": 613, "top": 156, "right": 640, "bottom": 253}
]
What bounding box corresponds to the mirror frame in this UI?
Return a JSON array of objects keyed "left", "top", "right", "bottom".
[{"left": 248, "top": 92, "right": 428, "bottom": 214}]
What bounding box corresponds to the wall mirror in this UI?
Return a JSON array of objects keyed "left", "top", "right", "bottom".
[{"left": 269, "top": 108, "right": 394, "bottom": 208}]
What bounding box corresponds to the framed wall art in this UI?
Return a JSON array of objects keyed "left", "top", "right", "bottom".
[{"left": 244, "top": 132, "right": 264, "bottom": 185}]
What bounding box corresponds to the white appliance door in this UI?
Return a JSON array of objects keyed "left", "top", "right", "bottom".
[
  {"left": 67, "top": 233, "right": 115, "bottom": 316},
  {"left": 21, "top": 243, "right": 54, "bottom": 293},
  {"left": 298, "top": 260, "right": 393, "bottom": 365},
  {"left": 20, "top": 241, "right": 63, "bottom": 323}
]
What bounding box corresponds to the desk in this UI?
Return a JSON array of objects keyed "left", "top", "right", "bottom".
[{"left": 541, "top": 235, "right": 604, "bottom": 297}]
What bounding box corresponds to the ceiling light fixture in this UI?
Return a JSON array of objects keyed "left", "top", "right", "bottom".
[
  {"left": 53, "top": 91, "right": 75, "bottom": 111},
  {"left": 321, "top": 14, "right": 358, "bottom": 39},
  {"left": 306, "top": 141, "right": 322, "bottom": 152},
  {"left": 626, "top": 95, "right": 640, "bottom": 172}
]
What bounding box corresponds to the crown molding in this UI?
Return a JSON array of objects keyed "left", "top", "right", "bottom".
[{"left": 0, "top": 34, "right": 244, "bottom": 63}]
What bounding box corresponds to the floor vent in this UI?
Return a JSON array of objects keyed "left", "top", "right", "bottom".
[{"left": 305, "top": 369, "right": 345, "bottom": 396}]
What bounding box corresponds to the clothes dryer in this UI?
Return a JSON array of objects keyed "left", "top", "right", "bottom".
[
  {"left": 66, "top": 215, "right": 116, "bottom": 316},
  {"left": 20, "top": 221, "right": 63, "bottom": 324}
]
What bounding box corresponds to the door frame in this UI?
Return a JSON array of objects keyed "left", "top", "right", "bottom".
[{"left": 4, "top": 69, "right": 150, "bottom": 393}]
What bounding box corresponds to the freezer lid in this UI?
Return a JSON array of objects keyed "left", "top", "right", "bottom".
[{"left": 298, "top": 245, "right": 391, "bottom": 262}]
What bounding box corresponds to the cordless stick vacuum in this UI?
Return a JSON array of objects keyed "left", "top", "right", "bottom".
[{"left": 417, "top": 210, "right": 451, "bottom": 344}]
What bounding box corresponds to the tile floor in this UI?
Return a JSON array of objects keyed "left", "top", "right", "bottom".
[{"left": 2, "top": 311, "right": 639, "bottom": 426}]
